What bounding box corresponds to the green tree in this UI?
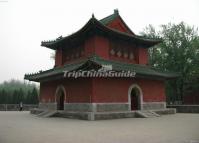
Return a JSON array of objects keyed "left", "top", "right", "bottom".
[
  {"left": 18, "top": 88, "right": 24, "bottom": 103},
  {"left": 0, "top": 89, "right": 7, "bottom": 104},
  {"left": 141, "top": 22, "right": 199, "bottom": 103},
  {"left": 30, "top": 88, "right": 39, "bottom": 104},
  {"left": 12, "top": 90, "right": 17, "bottom": 104},
  {"left": 0, "top": 79, "right": 39, "bottom": 104},
  {"left": 25, "top": 90, "right": 32, "bottom": 104}
]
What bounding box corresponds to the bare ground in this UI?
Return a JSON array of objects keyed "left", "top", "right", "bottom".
[{"left": 0, "top": 111, "right": 199, "bottom": 143}]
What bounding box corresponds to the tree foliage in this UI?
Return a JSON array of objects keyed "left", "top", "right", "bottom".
[
  {"left": 141, "top": 22, "right": 199, "bottom": 103},
  {"left": 0, "top": 79, "right": 39, "bottom": 104}
]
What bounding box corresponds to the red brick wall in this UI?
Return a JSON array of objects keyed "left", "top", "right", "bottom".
[
  {"left": 92, "top": 78, "right": 165, "bottom": 103},
  {"left": 40, "top": 77, "right": 165, "bottom": 104},
  {"left": 85, "top": 36, "right": 95, "bottom": 56},
  {"left": 40, "top": 81, "right": 57, "bottom": 102},
  {"left": 65, "top": 78, "right": 92, "bottom": 103},
  {"left": 94, "top": 36, "right": 109, "bottom": 59},
  {"left": 54, "top": 36, "right": 148, "bottom": 66},
  {"left": 40, "top": 78, "right": 92, "bottom": 103},
  {"left": 109, "top": 39, "right": 138, "bottom": 64},
  {"left": 92, "top": 78, "right": 128, "bottom": 102},
  {"left": 62, "top": 43, "right": 85, "bottom": 64},
  {"left": 139, "top": 79, "right": 165, "bottom": 102},
  {"left": 137, "top": 48, "right": 148, "bottom": 65}
]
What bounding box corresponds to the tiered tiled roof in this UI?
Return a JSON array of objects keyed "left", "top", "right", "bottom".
[
  {"left": 25, "top": 11, "right": 178, "bottom": 82},
  {"left": 24, "top": 55, "right": 178, "bottom": 82}
]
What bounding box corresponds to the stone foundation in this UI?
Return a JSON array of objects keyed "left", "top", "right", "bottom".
[
  {"left": 38, "top": 102, "right": 167, "bottom": 112},
  {"left": 39, "top": 103, "right": 130, "bottom": 112},
  {"left": 96, "top": 103, "right": 129, "bottom": 112},
  {"left": 142, "top": 102, "right": 166, "bottom": 110},
  {"left": 152, "top": 108, "right": 176, "bottom": 115},
  {"left": 167, "top": 105, "right": 199, "bottom": 113},
  {"left": 64, "top": 103, "right": 129, "bottom": 112},
  {"left": 31, "top": 102, "right": 176, "bottom": 120},
  {"left": 64, "top": 103, "right": 93, "bottom": 112},
  {"left": 31, "top": 108, "right": 176, "bottom": 120},
  {"left": 39, "top": 103, "right": 56, "bottom": 110}
]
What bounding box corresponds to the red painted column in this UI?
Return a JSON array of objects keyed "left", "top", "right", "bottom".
[
  {"left": 94, "top": 36, "right": 109, "bottom": 59},
  {"left": 84, "top": 37, "right": 95, "bottom": 56},
  {"left": 137, "top": 48, "right": 148, "bottom": 65},
  {"left": 55, "top": 49, "right": 63, "bottom": 67}
]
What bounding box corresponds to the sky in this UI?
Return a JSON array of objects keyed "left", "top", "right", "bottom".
[{"left": 0, "top": 0, "right": 199, "bottom": 83}]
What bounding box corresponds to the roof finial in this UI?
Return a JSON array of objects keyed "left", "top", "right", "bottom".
[
  {"left": 92, "top": 13, "right": 95, "bottom": 18},
  {"left": 114, "top": 9, "right": 119, "bottom": 15}
]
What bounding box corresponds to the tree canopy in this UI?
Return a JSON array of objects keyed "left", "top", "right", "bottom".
[
  {"left": 0, "top": 79, "right": 39, "bottom": 104},
  {"left": 141, "top": 22, "right": 199, "bottom": 103}
]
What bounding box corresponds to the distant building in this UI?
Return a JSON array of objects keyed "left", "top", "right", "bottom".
[{"left": 25, "top": 10, "right": 177, "bottom": 120}]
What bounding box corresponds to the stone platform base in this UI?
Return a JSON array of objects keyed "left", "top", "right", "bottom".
[
  {"left": 167, "top": 105, "right": 199, "bottom": 113},
  {"left": 152, "top": 108, "right": 176, "bottom": 115},
  {"left": 31, "top": 108, "right": 176, "bottom": 120},
  {"left": 55, "top": 111, "right": 137, "bottom": 120}
]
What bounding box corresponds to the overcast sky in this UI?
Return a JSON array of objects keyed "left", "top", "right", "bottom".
[{"left": 0, "top": 0, "right": 198, "bottom": 83}]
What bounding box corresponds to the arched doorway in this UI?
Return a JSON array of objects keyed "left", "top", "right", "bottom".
[
  {"left": 55, "top": 86, "right": 66, "bottom": 110},
  {"left": 128, "top": 84, "right": 143, "bottom": 110},
  {"left": 130, "top": 88, "right": 140, "bottom": 110}
]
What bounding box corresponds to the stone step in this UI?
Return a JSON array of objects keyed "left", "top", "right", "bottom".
[
  {"left": 37, "top": 110, "right": 58, "bottom": 118},
  {"left": 135, "top": 110, "right": 160, "bottom": 118},
  {"left": 42, "top": 111, "right": 58, "bottom": 118},
  {"left": 37, "top": 110, "right": 49, "bottom": 117}
]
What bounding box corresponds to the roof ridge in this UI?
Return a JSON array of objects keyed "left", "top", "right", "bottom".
[
  {"left": 42, "top": 16, "right": 161, "bottom": 49},
  {"left": 95, "top": 19, "right": 162, "bottom": 43},
  {"left": 99, "top": 14, "right": 118, "bottom": 25},
  {"left": 99, "top": 9, "right": 120, "bottom": 25}
]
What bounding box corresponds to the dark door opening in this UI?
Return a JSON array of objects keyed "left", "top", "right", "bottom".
[
  {"left": 57, "top": 90, "right": 65, "bottom": 110},
  {"left": 130, "top": 88, "right": 140, "bottom": 110}
]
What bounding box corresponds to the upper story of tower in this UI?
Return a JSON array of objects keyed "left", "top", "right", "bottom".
[{"left": 41, "top": 10, "right": 161, "bottom": 67}]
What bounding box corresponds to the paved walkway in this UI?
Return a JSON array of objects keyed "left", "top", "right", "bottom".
[{"left": 0, "top": 111, "right": 199, "bottom": 143}]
